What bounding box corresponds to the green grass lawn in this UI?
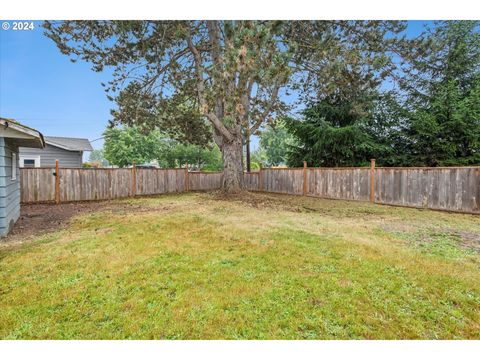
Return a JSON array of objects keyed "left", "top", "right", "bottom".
[{"left": 1, "top": 192, "right": 480, "bottom": 339}]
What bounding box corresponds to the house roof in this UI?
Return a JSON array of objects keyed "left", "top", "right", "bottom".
[
  {"left": 0, "top": 117, "right": 45, "bottom": 148},
  {"left": 45, "top": 136, "right": 93, "bottom": 151}
]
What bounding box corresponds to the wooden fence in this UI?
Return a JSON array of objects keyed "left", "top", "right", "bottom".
[
  {"left": 244, "top": 161, "right": 480, "bottom": 214},
  {"left": 20, "top": 161, "right": 480, "bottom": 214},
  {"left": 20, "top": 166, "right": 220, "bottom": 204},
  {"left": 20, "top": 168, "right": 56, "bottom": 203},
  {"left": 374, "top": 167, "right": 480, "bottom": 213}
]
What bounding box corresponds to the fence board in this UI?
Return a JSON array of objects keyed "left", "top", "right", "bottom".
[
  {"left": 244, "top": 172, "right": 259, "bottom": 191},
  {"left": 188, "top": 172, "right": 223, "bottom": 191}
]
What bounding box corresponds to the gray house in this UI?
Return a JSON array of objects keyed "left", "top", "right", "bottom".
[
  {"left": 0, "top": 118, "right": 44, "bottom": 237},
  {"left": 19, "top": 136, "right": 93, "bottom": 168}
]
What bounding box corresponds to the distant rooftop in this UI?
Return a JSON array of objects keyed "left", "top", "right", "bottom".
[{"left": 45, "top": 136, "right": 93, "bottom": 152}]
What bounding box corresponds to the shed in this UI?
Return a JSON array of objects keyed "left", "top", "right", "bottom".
[
  {"left": 19, "top": 136, "right": 92, "bottom": 168},
  {"left": 0, "top": 118, "right": 44, "bottom": 237}
]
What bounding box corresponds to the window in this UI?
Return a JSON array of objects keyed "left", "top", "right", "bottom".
[
  {"left": 11, "top": 153, "right": 17, "bottom": 180},
  {"left": 20, "top": 156, "right": 40, "bottom": 168},
  {"left": 23, "top": 159, "right": 36, "bottom": 168}
]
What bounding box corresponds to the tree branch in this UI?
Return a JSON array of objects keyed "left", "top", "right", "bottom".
[
  {"left": 250, "top": 81, "right": 281, "bottom": 134},
  {"left": 186, "top": 31, "right": 233, "bottom": 142}
]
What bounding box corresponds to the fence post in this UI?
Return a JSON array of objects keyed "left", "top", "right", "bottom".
[
  {"left": 185, "top": 162, "right": 189, "bottom": 192},
  {"left": 303, "top": 161, "right": 308, "bottom": 196},
  {"left": 132, "top": 161, "right": 136, "bottom": 197},
  {"left": 55, "top": 159, "right": 60, "bottom": 204},
  {"left": 259, "top": 166, "right": 264, "bottom": 192},
  {"left": 370, "top": 159, "right": 376, "bottom": 203}
]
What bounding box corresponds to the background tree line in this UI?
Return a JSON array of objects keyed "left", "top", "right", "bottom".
[{"left": 88, "top": 126, "right": 223, "bottom": 170}]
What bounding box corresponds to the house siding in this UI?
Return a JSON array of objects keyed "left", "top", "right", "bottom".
[
  {"left": 19, "top": 144, "right": 83, "bottom": 168},
  {"left": 0, "top": 138, "right": 20, "bottom": 237}
]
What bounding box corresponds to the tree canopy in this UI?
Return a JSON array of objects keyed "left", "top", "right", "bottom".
[
  {"left": 158, "top": 141, "right": 223, "bottom": 171},
  {"left": 44, "top": 20, "right": 408, "bottom": 191},
  {"left": 103, "top": 126, "right": 165, "bottom": 167},
  {"left": 103, "top": 125, "right": 222, "bottom": 170},
  {"left": 44, "top": 20, "right": 478, "bottom": 174}
]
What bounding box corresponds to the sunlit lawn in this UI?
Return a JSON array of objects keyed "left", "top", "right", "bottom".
[{"left": 1, "top": 192, "right": 480, "bottom": 339}]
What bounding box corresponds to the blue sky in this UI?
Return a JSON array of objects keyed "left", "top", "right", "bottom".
[
  {"left": 0, "top": 21, "right": 112, "bottom": 151},
  {"left": 0, "top": 20, "right": 430, "bottom": 153}
]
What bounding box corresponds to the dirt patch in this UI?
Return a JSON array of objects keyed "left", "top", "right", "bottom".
[
  {"left": 2, "top": 202, "right": 107, "bottom": 244},
  {"left": 209, "top": 190, "right": 391, "bottom": 219},
  {"left": 382, "top": 224, "right": 480, "bottom": 254},
  {"left": 380, "top": 222, "right": 418, "bottom": 234},
  {"left": 458, "top": 231, "right": 480, "bottom": 252},
  {"left": 1, "top": 192, "right": 207, "bottom": 245},
  {"left": 1, "top": 200, "right": 160, "bottom": 245},
  {"left": 210, "top": 190, "right": 307, "bottom": 212}
]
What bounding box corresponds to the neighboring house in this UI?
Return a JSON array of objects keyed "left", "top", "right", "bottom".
[
  {"left": 0, "top": 118, "right": 44, "bottom": 237},
  {"left": 19, "top": 136, "right": 93, "bottom": 168}
]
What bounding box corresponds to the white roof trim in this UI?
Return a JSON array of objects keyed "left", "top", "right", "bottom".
[
  {"left": 0, "top": 118, "right": 45, "bottom": 147},
  {"left": 1, "top": 119, "right": 40, "bottom": 139}
]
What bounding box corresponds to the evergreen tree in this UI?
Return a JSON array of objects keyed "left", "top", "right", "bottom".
[
  {"left": 286, "top": 94, "right": 386, "bottom": 167},
  {"left": 399, "top": 21, "right": 480, "bottom": 166}
]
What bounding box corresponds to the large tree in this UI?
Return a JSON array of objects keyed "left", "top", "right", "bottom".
[{"left": 44, "top": 20, "right": 406, "bottom": 192}]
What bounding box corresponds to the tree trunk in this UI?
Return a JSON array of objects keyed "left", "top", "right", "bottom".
[
  {"left": 222, "top": 136, "right": 244, "bottom": 193},
  {"left": 246, "top": 130, "right": 251, "bottom": 173}
]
